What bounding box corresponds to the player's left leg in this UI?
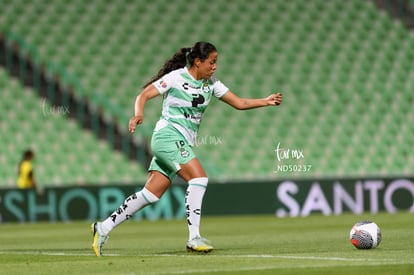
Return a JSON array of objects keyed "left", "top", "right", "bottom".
[{"left": 178, "top": 158, "right": 213, "bottom": 253}]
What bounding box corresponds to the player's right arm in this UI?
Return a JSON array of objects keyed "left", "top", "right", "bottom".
[{"left": 128, "top": 84, "right": 160, "bottom": 133}]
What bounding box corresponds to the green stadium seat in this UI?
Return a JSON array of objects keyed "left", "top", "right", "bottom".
[
  {"left": 0, "top": 68, "right": 147, "bottom": 186},
  {"left": 1, "top": 0, "right": 414, "bottom": 183}
]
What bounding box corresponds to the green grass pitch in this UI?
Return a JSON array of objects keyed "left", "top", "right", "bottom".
[{"left": 0, "top": 212, "right": 413, "bottom": 274}]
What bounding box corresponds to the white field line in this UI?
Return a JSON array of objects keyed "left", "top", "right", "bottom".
[
  {"left": 0, "top": 251, "right": 119, "bottom": 257},
  {"left": 0, "top": 251, "right": 403, "bottom": 263},
  {"left": 1, "top": 251, "right": 412, "bottom": 275},
  {"left": 154, "top": 254, "right": 368, "bottom": 261}
]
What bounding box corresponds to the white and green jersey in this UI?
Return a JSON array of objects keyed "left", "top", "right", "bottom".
[{"left": 153, "top": 67, "right": 229, "bottom": 146}]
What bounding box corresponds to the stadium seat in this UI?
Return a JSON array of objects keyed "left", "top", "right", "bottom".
[
  {"left": 0, "top": 68, "right": 147, "bottom": 187},
  {"left": 1, "top": 0, "right": 413, "bottom": 183}
]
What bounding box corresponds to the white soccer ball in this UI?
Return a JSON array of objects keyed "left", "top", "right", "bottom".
[{"left": 349, "top": 220, "right": 382, "bottom": 249}]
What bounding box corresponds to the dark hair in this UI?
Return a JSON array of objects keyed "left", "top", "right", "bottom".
[
  {"left": 143, "top": 41, "right": 217, "bottom": 87},
  {"left": 23, "top": 150, "right": 34, "bottom": 160}
]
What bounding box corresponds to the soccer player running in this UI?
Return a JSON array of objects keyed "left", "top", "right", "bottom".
[{"left": 91, "top": 41, "right": 282, "bottom": 256}]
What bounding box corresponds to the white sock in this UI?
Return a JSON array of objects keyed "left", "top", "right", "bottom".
[
  {"left": 101, "top": 187, "right": 159, "bottom": 235},
  {"left": 185, "top": 177, "right": 208, "bottom": 240}
]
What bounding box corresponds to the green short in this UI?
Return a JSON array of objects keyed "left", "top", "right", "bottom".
[{"left": 148, "top": 123, "right": 196, "bottom": 181}]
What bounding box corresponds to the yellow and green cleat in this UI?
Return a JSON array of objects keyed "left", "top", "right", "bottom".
[
  {"left": 186, "top": 236, "right": 213, "bottom": 253},
  {"left": 91, "top": 222, "right": 109, "bottom": 256}
]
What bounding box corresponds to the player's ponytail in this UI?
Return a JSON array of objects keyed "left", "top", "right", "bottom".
[
  {"left": 143, "top": 41, "right": 217, "bottom": 88},
  {"left": 143, "top": 47, "right": 190, "bottom": 87}
]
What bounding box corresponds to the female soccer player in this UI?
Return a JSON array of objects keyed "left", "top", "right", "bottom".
[{"left": 91, "top": 41, "right": 282, "bottom": 256}]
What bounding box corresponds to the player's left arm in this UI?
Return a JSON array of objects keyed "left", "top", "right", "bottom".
[{"left": 220, "top": 91, "right": 282, "bottom": 110}]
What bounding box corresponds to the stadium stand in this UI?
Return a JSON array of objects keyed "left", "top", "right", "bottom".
[
  {"left": 0, "top": 0, "right": 413, "bottom": 186},
  {"left": 0, "top": 68, "right": 147, "bottom": 187}
]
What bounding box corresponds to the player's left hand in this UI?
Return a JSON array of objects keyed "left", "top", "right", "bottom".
[{"left": 266, "top": 92, "right": 282, "bottom": 106}]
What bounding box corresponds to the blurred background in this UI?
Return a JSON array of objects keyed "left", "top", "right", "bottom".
[{"left": 0, "top": 0, "right": 413, "bottom": 189}]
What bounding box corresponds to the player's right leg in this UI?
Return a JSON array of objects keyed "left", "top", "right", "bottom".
[
  {"left": 91, "top": 171, "right": 170, "bottom": 256},
  {"left": 91, "top": 221, "right": 108, "bottom": 257}
]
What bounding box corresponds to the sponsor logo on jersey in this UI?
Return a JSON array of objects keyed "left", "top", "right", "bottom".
[
  {"left": 183, "top": 82, "right": 203, "bottom": 91},
  {"left": 159, "top": 80, "right": 167, "bottom": 88},
  {"left": 184, "top": 112, "right": 202, "bottom": 121}
]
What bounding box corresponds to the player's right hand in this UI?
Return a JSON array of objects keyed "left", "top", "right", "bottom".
[{"left": 128, "top": 115, "right": 143, "bottom": 133}]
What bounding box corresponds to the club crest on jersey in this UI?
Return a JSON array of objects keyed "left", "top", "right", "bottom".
[
  {"left": 202, "top": 82, "right": 210, "bottom": 93},
  {"left": 180, "top": 147, "right": 190, "bottom": 158}
]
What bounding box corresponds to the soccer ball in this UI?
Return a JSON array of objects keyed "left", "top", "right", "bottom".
[{"left": 349, "top": 220, "right": 382, "bottom": 249}]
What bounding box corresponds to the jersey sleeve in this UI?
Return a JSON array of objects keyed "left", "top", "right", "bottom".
[
  {"left": 152, "top": 71, "right": 177, "bottom": 95},
  {"left": 211, "top": 77, "right": 229, "bottom": 98}
]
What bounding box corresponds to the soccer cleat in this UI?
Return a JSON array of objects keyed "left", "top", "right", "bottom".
[
  {"left": 186, "top": 236, "right": 213, "bottom": 253},
  {"left": 91, "top": 222, "right": 109, "bottom": 256}
]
